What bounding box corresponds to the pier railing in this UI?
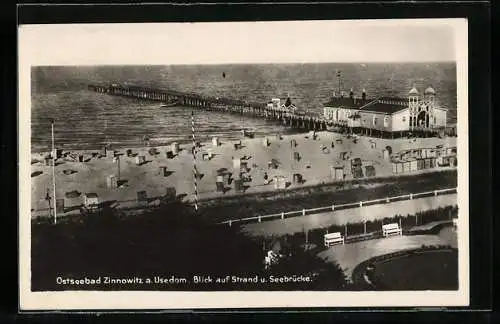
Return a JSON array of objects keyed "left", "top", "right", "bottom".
[
  {"left": 88, "top": 83, "right": 328, "bottom": 131},
  {"left": 218, "top": 187, "right": 457, "bottom": 227}
]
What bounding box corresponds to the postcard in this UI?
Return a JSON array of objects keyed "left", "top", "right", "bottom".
[{"left": 19, "top": 18, "right": 469, "bottom": 310}]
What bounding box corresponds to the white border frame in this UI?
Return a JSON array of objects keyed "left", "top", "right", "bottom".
[{"left": 18, "top": 18, "right": 469, "bottom": 310}]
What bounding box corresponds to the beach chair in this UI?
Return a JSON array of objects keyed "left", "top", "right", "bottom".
[
  {"left": 137, "top": 190, "right": 148, "bottom": 205},
  {"left": 84, "top": 193, "right": 99, "bottom": 211}
]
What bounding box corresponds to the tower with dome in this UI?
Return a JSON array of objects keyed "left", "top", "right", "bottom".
[{"left": 408, "top": 85, "right": 446, "bottom": 131}]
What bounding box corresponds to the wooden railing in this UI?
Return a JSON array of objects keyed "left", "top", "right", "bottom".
[{"left": 219, "top": 187, "right": 457, "bottom": 226}]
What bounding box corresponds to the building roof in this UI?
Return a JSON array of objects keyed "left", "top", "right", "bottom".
[
  {"left": 377, "top": 96, "right": 408, "bottom": 105},
  {"left": 357, "top": 97, "right": 408, "bottom": 114},
  {"left": 324, "top": 95, "right": 409, "bottom": 113},
  {"left": 325, "top": 86, "right": 445, "bottom": 114},
  {"left": 361, "top": 102, "right": 407, "bottom": 114},
  {"left": 323, "top": 97, "right": 370, "bottom": 109},
  {"left": 282, "top": 103, "right": 297, "bottom": 110},
  {"left": 408, "top": 87, "right": 419, "bottom": 95},
  {"left": 424, "top": 86, "right": 436, "bottom": 95}
]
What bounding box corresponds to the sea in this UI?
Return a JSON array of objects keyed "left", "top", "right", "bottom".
[{"left": 31, "top": 63, "right": 457, "bottom": 152}]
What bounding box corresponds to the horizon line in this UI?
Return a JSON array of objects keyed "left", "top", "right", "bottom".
[{"left": 31, "top": 60, "right": 457, "bottom": 67}]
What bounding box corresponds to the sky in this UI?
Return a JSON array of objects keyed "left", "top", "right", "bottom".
[{"left": 19, "top": 19, "right": 465, "bottom": 65}]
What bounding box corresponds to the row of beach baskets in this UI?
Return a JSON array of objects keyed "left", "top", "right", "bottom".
[
  {"left": 396, "top": 147, "right": 457, "bottom": 161},
  {"left": 392, "top": 156, "right": 457, "bottom": 174}
]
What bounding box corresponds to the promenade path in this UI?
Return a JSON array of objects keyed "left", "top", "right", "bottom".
[
  {"left": 241, "top": 193, "right": 457, "bottom": 236},
  {"left": 318, "top": 226, "right": 457, "bottom": 280}
]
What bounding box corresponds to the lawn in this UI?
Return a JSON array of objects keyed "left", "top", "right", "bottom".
[{"left": 368, "top": 249, "right": 458, "bottom": 290}]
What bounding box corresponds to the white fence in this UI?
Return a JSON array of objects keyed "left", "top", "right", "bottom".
[{"left": 219, "top": 187, "right": 457, "bottom": 227}]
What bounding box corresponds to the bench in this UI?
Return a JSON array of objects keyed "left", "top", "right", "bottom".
[
  {"left": 324, "top": 232, "right": 345, "bottom": 247},
  {"left": 382, "top": 223, "right": 402, "bottom": 237}
]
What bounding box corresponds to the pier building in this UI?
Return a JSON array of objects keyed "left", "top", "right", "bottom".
[
  {"left": 323, "top": 86, "right": 448, "bottom": 136},
  {"left": 267, "top": 97, "right": 300, "bottom": 114}
]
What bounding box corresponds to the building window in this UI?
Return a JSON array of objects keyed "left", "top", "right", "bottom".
[
  {"left": 384, "top": 116, "right": 389, "bottom": 127},
  {"left": 434, "top": 116, "right": 436, "bottom": 124},
  {"left": 402, "top": 116, "right": 406, "bottom": 122},
  {"left": 372, "top": 117, "right": 377, "bottom": 126}
]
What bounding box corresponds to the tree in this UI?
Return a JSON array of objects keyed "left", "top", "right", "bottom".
[
  {"left": 266, "top": 248, "right": 348, "bottom": 290},
  {"left": 31, "top": 200, "right": 264, "bottom": 291}
]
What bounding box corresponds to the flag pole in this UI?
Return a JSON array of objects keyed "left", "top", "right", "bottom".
[
  {"left": 191, "top": 110, "right": 198, "bottom": 211},
  {"left": 51, "top": 119, "right": 57, "bottom": 224}
]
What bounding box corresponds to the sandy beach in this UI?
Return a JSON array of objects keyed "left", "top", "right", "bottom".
[{"left": 30, "top": 131, "right": 457, "bottom": 218}]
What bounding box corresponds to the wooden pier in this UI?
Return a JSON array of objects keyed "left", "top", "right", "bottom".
[{"left": 88, "top": 83, "right": 327, "bottom": 132}]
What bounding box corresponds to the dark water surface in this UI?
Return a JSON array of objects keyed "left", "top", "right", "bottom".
[{"left": 31, "top": 63, "right": 457, "bottom": 151}]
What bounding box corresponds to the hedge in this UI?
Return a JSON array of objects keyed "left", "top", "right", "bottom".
[{"left": 271, "top": 205, "right": 458, "bottom": 249}]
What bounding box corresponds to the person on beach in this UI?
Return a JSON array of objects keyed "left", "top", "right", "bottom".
[{"left": 264, "top": 172, "right": 269, "bottom": 184}]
